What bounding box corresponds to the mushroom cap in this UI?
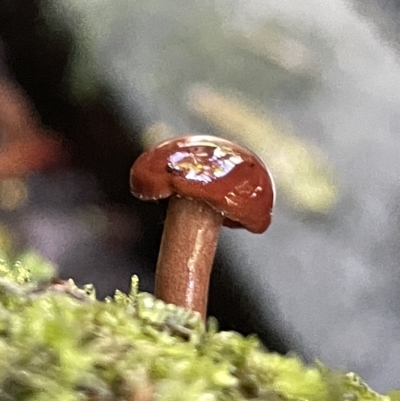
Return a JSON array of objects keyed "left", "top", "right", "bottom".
[{"left": 130, "top": 135, "right": 275, "bottom": 233}]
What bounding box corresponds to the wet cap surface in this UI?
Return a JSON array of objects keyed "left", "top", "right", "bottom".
[{"left": 130, "top": 135, "right": 275, "bottom": 233}]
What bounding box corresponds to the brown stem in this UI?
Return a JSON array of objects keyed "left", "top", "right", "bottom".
[{"left": 155, "top": 196, "right": 223, "bottom": 319}]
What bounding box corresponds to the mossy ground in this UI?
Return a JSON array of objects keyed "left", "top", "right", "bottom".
[{"left": 0, "top": 249, "right": 398, "bottom": 401}]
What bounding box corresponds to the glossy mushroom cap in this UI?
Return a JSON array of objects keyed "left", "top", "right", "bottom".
[{"left": 130, "top": 135, "right": 275, "bottom": 233}]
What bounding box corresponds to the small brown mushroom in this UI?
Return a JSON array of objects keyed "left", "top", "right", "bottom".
[{"left": 130, "top": 135, "right": 275, "bottom": 319}]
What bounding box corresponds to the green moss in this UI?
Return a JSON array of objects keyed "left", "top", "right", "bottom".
[{"left": 0, "top": 252, "right": 398, "bottom": 401}]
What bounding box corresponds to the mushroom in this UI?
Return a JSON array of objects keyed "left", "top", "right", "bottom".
[{"left": 130, "top": 135, "right": 275, "bottom": 319}]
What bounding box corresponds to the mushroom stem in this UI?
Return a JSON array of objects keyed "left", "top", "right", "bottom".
[{"left": 155, "top": 195, "right": 223, "bottom": 319}]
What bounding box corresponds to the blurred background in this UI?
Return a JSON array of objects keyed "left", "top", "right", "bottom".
[{"left": 1, "top": 0, "right": 400, "bottom": 392}]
